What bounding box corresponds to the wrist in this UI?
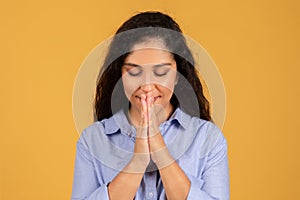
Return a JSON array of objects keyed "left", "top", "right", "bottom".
[
  {"left": 125, "top": 153, "right": 150, "bottom": 173},
  {"left": 148, "top": 132, "right": 165, "bottom": 151},
  {"left": 150, "top": 146, "right": 175, "bottom": 169}
]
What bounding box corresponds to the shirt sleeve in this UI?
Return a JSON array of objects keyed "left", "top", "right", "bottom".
[
  {"left": 186, "top": 128, "right": 230, "bottom": 200},
  {"left": 71, "top": 134, "right": 110, "bottom": 200}
]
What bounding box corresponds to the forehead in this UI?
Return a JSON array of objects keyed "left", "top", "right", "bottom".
[
  {"left": 125, "top": 48, "right": 174, "bottom": 65},
  {"left": 124, "top": 39, "right": 175, "bottom": 65}
]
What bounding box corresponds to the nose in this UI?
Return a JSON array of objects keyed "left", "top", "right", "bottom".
[
  {"left": 139, "top": 71, "right": 155, "bottom": 92},
  {"left": 140, "top": 83, "right": 154, "bottom": 92}
]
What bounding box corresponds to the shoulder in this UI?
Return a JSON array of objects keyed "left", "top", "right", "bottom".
[
  {"left": 180, "top": 110, "right": 227, "bottom": 153},
  {"left": 78, "top": 114, "right": 120, "bottom": 145},
  {"left": 179, "top": 109, "right": 224, "bottom": 137},
  {"left": 197, "top": 119, "right": 225, "bottom": 141},
  {"left": 75, "top": 116, "right": 133, "bottom": 170},
  {"left": 82, "top": 121, "right": 105, "bottom": 134},
  {"left": 77, "top": 121, "right": 104, "bottom": 147}
]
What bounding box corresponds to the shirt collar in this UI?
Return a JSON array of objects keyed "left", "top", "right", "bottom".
[
  {"left": 166, "top": 107, "right": 190, "bottom": 130},
  {"left": 103, "top": 109, "right": 132, "bottom": 135},
  {"left": 103, "top": 107, "right": 190, "bottom": 135}
]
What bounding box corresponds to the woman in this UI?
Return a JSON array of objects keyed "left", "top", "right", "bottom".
[{"left": 72, "top": 11, "right": 229, "bottom": 200}]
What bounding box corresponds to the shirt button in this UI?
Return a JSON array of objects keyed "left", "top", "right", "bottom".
[{"left": 148, "top": 192, "right": 154, "bottom": 198}]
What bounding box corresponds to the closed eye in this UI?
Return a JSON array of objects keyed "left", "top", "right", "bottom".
[
  {"left": 153, "top": 63, "right": 172, "bottom": 77},
  {"left": 128, "top": 70, "right": 142, "bottom": 76},
  {"left": 154, "top": 69, "right": 170, "bottom": 77},
  {"left": 123, "top": 63, "right": 142, "bottom": 76}
]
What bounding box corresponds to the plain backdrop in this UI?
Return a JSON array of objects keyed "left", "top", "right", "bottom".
[{"left": 1, "top": 0, "right": 299, "bottom": 199}]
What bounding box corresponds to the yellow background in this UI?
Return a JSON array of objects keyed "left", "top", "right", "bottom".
[{"left": 1, "top": 0, "right": 299, "bottom": 199}]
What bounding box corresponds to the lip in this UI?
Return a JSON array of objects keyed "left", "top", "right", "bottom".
[{"left": 153, "top": 96, "right": 161, "bottom": 102}]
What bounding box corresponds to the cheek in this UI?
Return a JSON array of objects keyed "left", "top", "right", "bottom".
[
  {"left": 157, "top": 72, "right": 177, "bottom": 92},
  {"left": 122, "top": 74, "right": 141, "bottom": 98},
  {"left": 157, "top": 77, "right": 177, "bottom": 99}
]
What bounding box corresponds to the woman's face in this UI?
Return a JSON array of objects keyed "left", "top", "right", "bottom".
[{"left": 121, "top": 40, "right": 177, "bottom": 115}]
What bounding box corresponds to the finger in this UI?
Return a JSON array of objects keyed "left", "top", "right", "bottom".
[
  {"left": 146, "top": 92, "right": 152, "bottom": 113},
  {"left": 136, "top": 94, "right": 148, "bottom": 139},
  {"left": 140, "top": 94, "right": 147, "bottom": 125},
  {"left": 147, "top": 96, "right": 160, "bottom": 138}
]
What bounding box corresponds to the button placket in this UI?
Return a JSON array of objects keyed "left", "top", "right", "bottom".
[
  {"left": 144, "top": 171, "right": 157, "bottom": 199},
  {"left": 148, "top": 192, "right": 154, "bottom": 198}
]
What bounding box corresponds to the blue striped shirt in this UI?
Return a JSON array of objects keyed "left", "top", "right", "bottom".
[{"left": 71, "top": 108, "right": 229, "bottom": 199}]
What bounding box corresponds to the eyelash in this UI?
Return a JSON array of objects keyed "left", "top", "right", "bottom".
[
  {"left": 128, "top": 71, "right": 142, "bottom": 76},
  {"left": 127, "top": 71, "right": 169, "bottom": 77},
  {"left": 154, "top": 72, "right": 168, "bottom": 77}
]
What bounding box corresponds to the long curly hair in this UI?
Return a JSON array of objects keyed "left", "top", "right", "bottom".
[{"left": 94, "top": 11, "right": 211, "bottom": 122}]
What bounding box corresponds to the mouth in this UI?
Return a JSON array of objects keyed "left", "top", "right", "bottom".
[{"left": 153, "top": 96, "right": 161, "bottom": 102}]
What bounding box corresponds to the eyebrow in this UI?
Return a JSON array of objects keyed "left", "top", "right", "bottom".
[{"left": 123, "top": 62, "right": 172, "bottom": 68}]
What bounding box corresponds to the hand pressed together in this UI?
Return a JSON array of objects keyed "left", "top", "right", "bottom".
[{"left": 133, "top": 92, "right": 174, "bottom": 172}]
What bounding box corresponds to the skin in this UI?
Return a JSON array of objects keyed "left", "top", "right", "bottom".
[{"left": 108, "top": 40, "right": 191, "bottom": 200}]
